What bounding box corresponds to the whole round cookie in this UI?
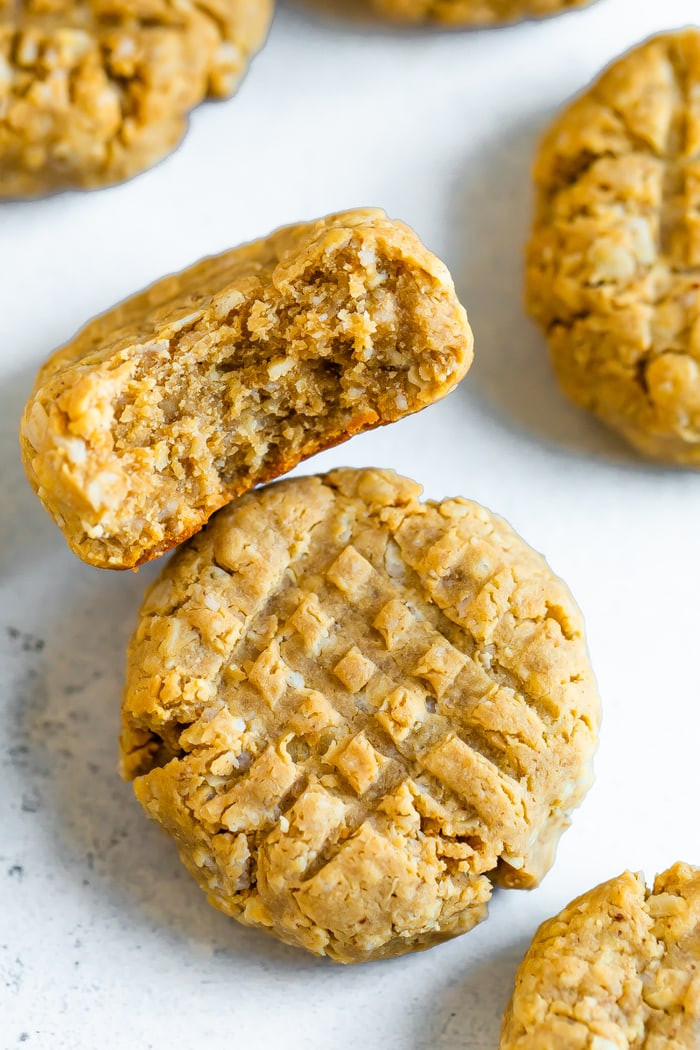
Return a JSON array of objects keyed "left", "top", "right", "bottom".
[
  {"left": 121, "top": 468, "right": 600, "bottom": 963},
  {"left": 368, "top": 0, "right": 593, "bottom": 26},
  {"left": 527, "top": 30, "right": 700, "bottom": 465},
  {"left": 500, "top": 862, "right": 700, "bottom": 1048},
  {"left": 20, "top": 210, "right": 473, "bottom": 570},
  {"left": 0, "top": 0, "right": 272, "bottom": 197}
]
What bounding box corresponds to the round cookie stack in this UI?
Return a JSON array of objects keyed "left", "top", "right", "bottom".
[{"left": 20, "top": 205, "right": 600, "bottom": 962}]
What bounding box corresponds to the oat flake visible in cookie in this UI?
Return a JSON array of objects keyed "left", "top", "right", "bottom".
[
  {"left": 527, "top": 30, "right": 700, "bottom": 465},
  {"left": 121, "top": 468, "right": 600, "bottom": 963},
  {"left": 500, "top": 863, "right": 700, "bottom": 1048},
  {"left": 0, "top": 0, "right": 272, "bottom": 197}
]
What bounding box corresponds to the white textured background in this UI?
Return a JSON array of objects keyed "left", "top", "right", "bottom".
[{"left": 2, "top": 1, "right": 699, "bottom": 1046}]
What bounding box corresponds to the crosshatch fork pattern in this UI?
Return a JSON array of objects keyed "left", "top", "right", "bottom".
[{"left": 120, "top": 468, "right": 600, "bottom": 962}]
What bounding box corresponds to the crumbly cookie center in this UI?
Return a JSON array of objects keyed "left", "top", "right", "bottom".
[
  {"left": 106, "top": 253, "right": 440, "bottom": 491},
  {"left": 22, "top": 220, "right": 470, "bottom": 567}
]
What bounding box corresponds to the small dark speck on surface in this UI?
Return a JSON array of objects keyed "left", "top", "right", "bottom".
[
  {"left": 20, "top": 792, "right": 40, "bottom": 814},
  {"left": 7, "top": 745, "right": 30, "bottom": 772},
  {"left": 19, "top": 1034, "right": 29, "bottom": 1043},
  {"left": 7, "top": 865, "right": 23, "bottom": 879},
  {"left": 5, "top": 626, "right": 45, "bottom": 652},
  {"left": 68, "top": 708, "right": 89, "bottom": 723}
]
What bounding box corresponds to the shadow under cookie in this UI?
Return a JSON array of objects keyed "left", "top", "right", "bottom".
[
  {"left": 0, "top": 366, "right": 60, "bottom": 581},
  {"left": 448, "top": 111, "right": 674, "bottom": 469}
]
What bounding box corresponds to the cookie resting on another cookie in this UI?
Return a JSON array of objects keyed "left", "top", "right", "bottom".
[
  {"left": 120, "top": 468, "right": 600, "bottom": 963},
  {"left": 20, "top": 209, "right": 473, "bottom": 570},
  {"left": 0, "top": 0, "right": 272, "bottom": 197},
  {"left": 368, "top": 0, "right": 593, "bottom": 26},
  {"left": 527, "top": 30, "right": 700, "bottom": 465},
  {"left": 500, "top": 863, "right": 700, "bottom": 1048}
]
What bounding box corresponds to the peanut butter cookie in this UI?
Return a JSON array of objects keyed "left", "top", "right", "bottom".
[
  {"left": 20, "top": 210, "right": 473, "bottom": 570},
  {"left": 121, "top": 467, "right": 599, "bottom": 963},
  {"left": 527, "top": 30, "right": 700, "bottom": 465},
  {"left": 500, "top": 863, "right": 700, "bottom": 1048},
  {"left": 368, "top": 0, "right": 592, "bottom": 26},
  {"left": 0, "top": 0, "right": 272, "bottom": 197}
]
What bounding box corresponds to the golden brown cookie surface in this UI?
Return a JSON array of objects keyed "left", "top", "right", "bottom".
[
  {"left": 527, "top": 30, "right": 700, "bottom": 465},
  {"left": 121, "top": 467, "right": 599, "bottom": 963},
  {"left": 0, "top": 0, "right": 272, "bottom": 197},
  {"left": 368, "top": 0, "right": 592, "bottom": 26},
  {"left": 500, "top": 863, "right": 700, "bottom": 1048},
  {"left": 20, "top": 210, "right": 473, "bottom": 570}
]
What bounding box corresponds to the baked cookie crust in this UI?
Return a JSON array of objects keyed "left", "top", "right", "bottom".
[
  {"left": 0, "top": 0, "right": 272, "bottom": 197},
  {"left": 368, "top": 0, "right": 592, "bottom": 26},
  {"left": 121, "top": 467, "right": 600, "bottom": 962},
  {"left": 500, "top": 862, "right": 700, "bottom": 1048},
  {"left": 20, "top": 210, "right": 473, "bottom": 570},
  {"left": 527, "top": 30, "right": 700, "bottom": 465}
]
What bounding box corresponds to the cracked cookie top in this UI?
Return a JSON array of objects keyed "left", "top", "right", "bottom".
[
  {"left": 527, "top": 30, "right": 700, "bottom": 464},
  {"left": 121, "top": 468, "right": 599, "bottom": 962},
  {"left": 0, "top": 0, "right": 272, "bottom": 196},
  {"left": 500, "top": 863, "right": 700, "bottom": 1049},
  {"left": 367, "top": 0, "right": 592, "bottom": 26}
]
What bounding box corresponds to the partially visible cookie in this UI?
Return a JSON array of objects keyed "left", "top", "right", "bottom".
[
  {"left": 20, "top": 210, "right": 473, "bottom": 569},
  {"left": 368, "top": 0, "right": 593, "bottom": 26},
  {"left": 527, "top": 30, "right": 700, "bottom": 465},
  {"left": 120, "top": 467, "right": 599, "bottom": 963},
  {"left": 0, "top": 0, "right": 273, "bottom": 197},
  {"left": 500, "top": 863, "right": 700, "bottom": 1048}
]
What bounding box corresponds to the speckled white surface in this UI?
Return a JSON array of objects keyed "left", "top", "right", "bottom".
[{"left": 2, "top": 1, "right": 700, "bottom": 1046}]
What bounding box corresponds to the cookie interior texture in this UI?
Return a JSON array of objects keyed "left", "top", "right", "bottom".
[
  {"left": 368, "top": 0, "right": 593, "bottom": 26},
  {"left": 527, "top": 30, "right": 700, "bottom": 465},
  {"left": 0, "top": 0, "right": 273, "bottom": 197},
  {"left": 500, "top": 862, "right": 700, "bottom": 1048},
  {"left": 20, "top": 210, "right": 473, "bottom": 570},
  {"left": 120, "top": 467, "right": 600, "bottom": 963}
]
